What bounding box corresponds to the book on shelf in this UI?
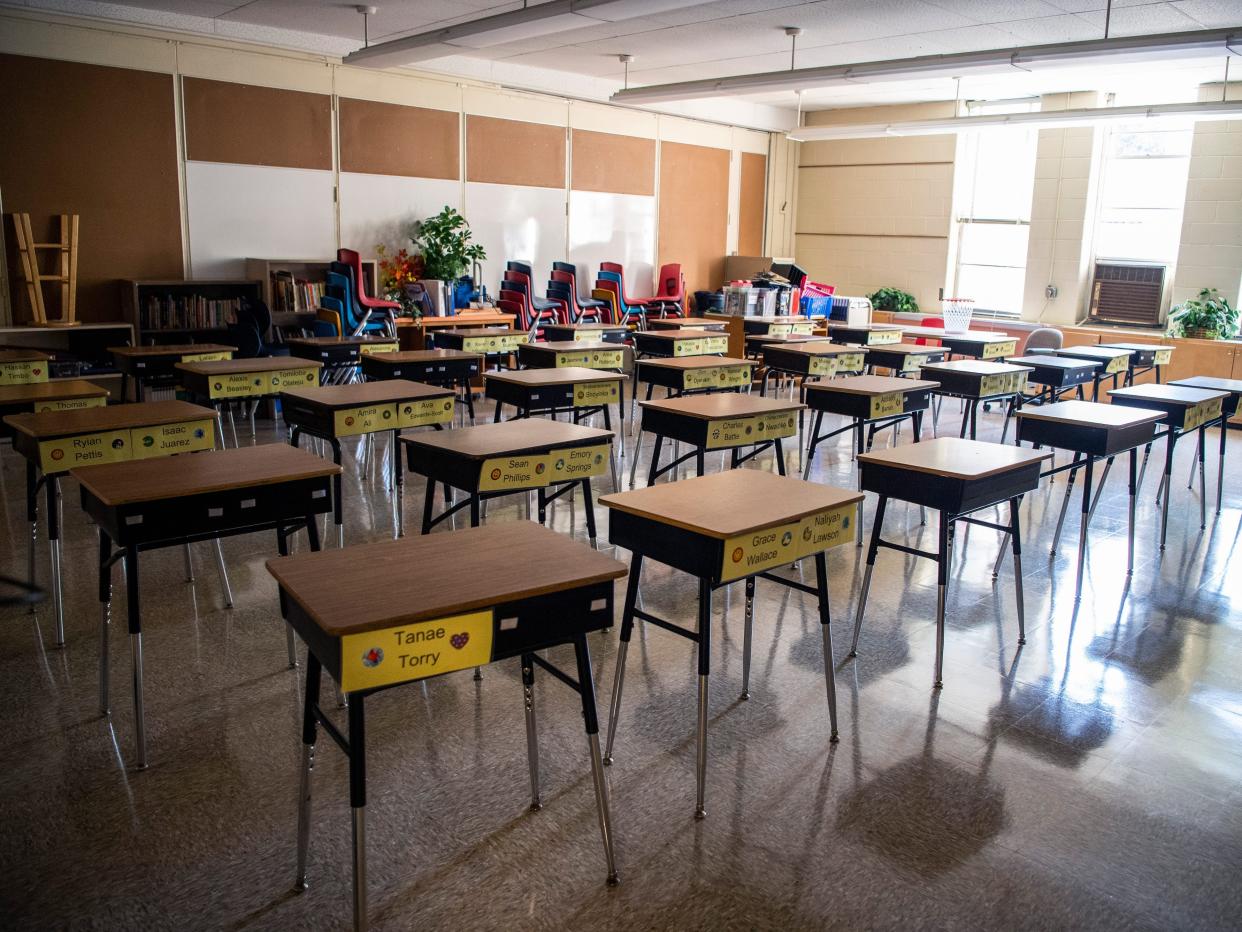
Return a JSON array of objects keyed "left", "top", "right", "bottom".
[
  {"left": 141, "top": 293, "right": 240, "bottom": 331},
  {"left": 271, "top": 270, "right": 325, "bottom": 314}
]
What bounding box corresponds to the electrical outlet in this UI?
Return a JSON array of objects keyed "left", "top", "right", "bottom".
[{"left": 1045, "top": 284, "right": 1059, "bottom": 299}]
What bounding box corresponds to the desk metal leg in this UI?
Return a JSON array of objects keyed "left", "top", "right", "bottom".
[
  {"left": 934, "top": 512, "right": 952, "bottom": 689},
  {"left": 694, "top": 576, "right": 712, "bottom": 820},
  {"left": 1009, "top": 497, "right": 1026, "bottom": 643},
  {"left": 183, "top": 544, "right": 195, "bottom": 582},
  {"left": 125, "top": 546, "right": 147, "bottom": 769},
  {"left": 348, "top": 696, "right": 368, "bottom": 932},
  {"left": 814, "top": 550, "right": 840, "bottom": 741},
  {"left": 393, "top": 429, "right": 404, "bottom": 538},
  {"left": 604, "top": 554, "right": 642, "bottom": 766},
  {"left": 1051, "top": 452, "right": 1082, "bottom": 556},
  {"left": 1127, "top": 448, "right": 1138, "bottom": 574},
  {"left": 26, "top": 459, "right": 37, "bottom": 607},
  {"left": 295, "top": 653, "right": 321, "bottom": 892},
  {"left": 850, "top": 494, "right": 888, "bottom": 656},
  {"left": 1217, "top": 416, "right": 1227, "bottom": 516},
  {"left": 629, "top": 429, "right": 644, "bottom": 488},
  {"left": 1197, "top": 426, "right": 1207, "bottom": 528},
  {"left": 646, "top": 434, "right": 664, "bottom": 487},
  {"left": 521, "top": 654, "right": 542, "bottom": 811},
  {"left": 98, "top": 528, "right": 112, "bottom": 715},
  {"left": 574, "top": 634, "right": 620, "bottom": 885},
  {"left": 802, "top": 412, "right": 823, "bottom": 480},
  {"left": 581, "top": 479, "right": 598, "bottom": 548},
  {"left": 774, "top": 437, "right": 787, "bottom": 476},
  {"left": 740, "top": 576, "right": 754, "bottom": 700},
  {"left": 47, "top": 474, "right": 64, "bottom": 646},
  {"left": 1074, "top": 458, "right": 1093, "bottom": 602},
  {"left": 213, "top": 540, "right": 234, "bottom": 609},
  {"left": 1087, "top": 456, "right": 1113, "bottom": 524},
  {"left": 1160, "top": 432, "right": 1175, "bottom": 550},
  {"left": 329, "top": 438, "right": 344, "bottom": 548}
]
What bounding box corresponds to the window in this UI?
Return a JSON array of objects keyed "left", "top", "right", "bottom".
[
  {"left": 952, "top": 100, "right": 1039, "bottom": 317},
  {"left": 1093, "top": 122, "right": 1192, "bottom": 264}
]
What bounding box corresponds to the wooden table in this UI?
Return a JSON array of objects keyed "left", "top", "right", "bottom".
[
  {"left": 286, "top": 336, "right": 399, "bottom": 384},
  {"left": 631, "top": 329, "right": 729, "bottom": 359},
  {"left": 267, "top": 522, "right": 626, "bottom": 930},
  {"left": 1169, "top": 375, "right": 1242, "bottom": 515},
  {"left": 5, "top": 399, "right": 218, "bottom": 645},
  {"left": 917, "top": 359, "right": 1034, "bottom": 440},
  {"left": 900, "top": 328, "right": 1018, "bottom": 360},
  {"left": 853, "top": 437, "right": 1050, "bottom": 687},
  {"left": 400, "top": 419, "right": 615, "bottom": 542},
  {"left": 744, "top": 332, "right": 822, "bottom": 358},
  {"left": 396, "top": 311, "right": 517, "bottom": 351},
  {"left": 824, "top": 321, "right": 904, "bottom": 347},
  {"left": 429, "top": 327, "right": 526, "bottom": 358},
  {"left": 802, "top": 375, "right": 938, "bottom": 479},
  {"left": 359, "top": 349, "right": 483, "bottom": 424},
  {"left": 516, "top": 341, "right": 626, "bottom": 371},
  {"left": 1014, "top": 400, "right": 1165, "bottom": 598},
  {"left": 740, "top": 315, "right": 818, "bottom": 336},
  {"left": 759, "top": 341, "right": 867, "bottom": 395},
  {"left": 282, "top": 380, "right": 456, "bottom": 543},
  {"left": 486, "top": 367, "right": 626, "bottom": 458},
  {"left": 859, "top": 342, "right": 947, "bottom": 376},
  {"left": 1108, "top": 383, "right": 1228, "bottom": 548},
  {"left": 599, "top": 470, "right": 862, "bottom": 817},
  {"left": 1052, "top": 346, "right": 1132, "bottom": 400},
  {"left": 542, "top": 322, "right": 629, "bottom": 344},
  {"left": 634, "top": 356, "right": 753, "bottom": 403},
  {"left": 1100, "top": 342, "right": 1175, "bottom": 385},
  {"left": 633, "top": 393, "right": 801, "bottom": 486},
  {"left": 0, "top": 378, "right": 109, "bottom": 440},
  {"left": 647, "top": 316, "right": 728, "bottom": 332},
  {"left": 175, "top": 357, "right": 322, "bottom": 446},
  {"left": 109, "top": 343, "right": 235, "bottom": 401},
  {"left": 1006, "top": 354, "right": 1099, "bottom": 406},
  {"left": 77, "top": 444, "right": 337, "bottom": 768},
  {"left": 0, "top": 349, "right": 51, "bottom": 385}
]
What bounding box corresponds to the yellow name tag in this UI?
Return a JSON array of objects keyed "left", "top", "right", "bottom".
[
  {"left": 1153, "top": 347, "right": 1173, "bottom": 365},
  {"left": 867, "top": 330, "right": 901, "bottom": 345},
  {"left": 672, "top": 338, "right": 706, "bottom": 357},
  {"left": 981, "top": 339, "right": 1017, "bottom": 359},
  {"left": 39, "top": 429, "right": 133, "bottom": 470},
  {"left": 208, "top": 367, "right": 317, "bottom": 398},
  {"left": 181, "top": 352, "right": 232, "bottom": 363},
  {"left": 554, "top": 350, "right": 593, "bottom": 367},
  {"left": 399, "top": 396, "right": 454, "bottom": 428},
  {"left": 462, "top": 333, "right": 525, "bottom": 353},
  {"left": 720, "top": 502, "right": 856, "bottom": 582},
  {"left": 0, "top": 361, "right": 48, "bottom": 385},
  {"left": 573, "top": 330, "right": 603, "bottom": 341},
  {"left": 706, "top": 411, "right": 798, "bottom": 450},
  {"left": 1105, "top": 354, "right": 1129, "bottom": 374},
  {"left": 869, "top": 391, "right": 904, "bottom": 419},
  {"left": 478, "top": 453, "right": 551, "bottom": 491},
  {"left": 683, "top": 365, "right": 752, "bottom": 390},
  {"left": 129, "top": 419, "right": 215, "bottom": 460},
  {"left": 36, "top": 396, "right": 107, "bottom": 412},
  {"left": 807, "top": 356, "right": 836, "bottom": 377},
  {"left": 702, "top": 336, "right": 729, "bottom": 353},
  {"left": 359, "top": 342, "right": 398, "bottom": 355},
  {"left": 902, "top": 354, "right": 926, "bottom": 373},
  {"left": 573, "top": 380, "right": 621, "bottom": 407},
  {"left": 340, "top": 611, "right": 493, "bottom": 692},
  {"left": 548, "top": 443, "right": 609, "bottom": 481},
  {"left": 583, "top": 349, "right": 624, "bottom": 369},
  {"left": 791, "top": 322, "right": 815, "bottom": 334},
  {"left": 334, "top": 404, "right": 397, "bottom": 437},
  {"left": 979, "top": 371, "right": 1024, "bottom": 397},
  {"left": 768, "top": 324, "right": 793, "bottom": 336},
  {"left": 836, "top": 352, "right": 865, "bottom": 372},
  {"left": 1181, "top": 397, "right": 1223, "bottom": 433}
]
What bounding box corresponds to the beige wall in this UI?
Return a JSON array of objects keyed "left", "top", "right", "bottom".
[{"left": 795, "top": 102, "right": 955, "bottom": 310}]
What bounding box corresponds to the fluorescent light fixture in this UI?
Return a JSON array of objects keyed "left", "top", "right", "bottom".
[
  {"left": 610, "top": 28, "right": 1242, "bottom": 104},
  {"left": 344, "top": 0, "right": 705, "bottom": 68},
  {"left": 785, "top": 99, "right": 1242, "bottom": 141}
]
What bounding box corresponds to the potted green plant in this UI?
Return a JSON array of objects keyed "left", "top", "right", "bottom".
[
  {"left": 1167, "top": 288, "right": 1238, "bottom": 340},
  {"left": 411, "top": 206, "right": 486, "bottom": 314},
  {"left": 868, "top": 286, "right": 920, "bottom": 315}
]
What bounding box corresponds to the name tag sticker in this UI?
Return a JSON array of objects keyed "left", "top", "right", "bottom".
[
  {"left": 478, "top": 454, "right": 551, "bottom": 492},
  {"left": 129, "top": 419, "right": 215, "bottom": 460},
  {"left": 870, "top": 391, "right": 905, "bottom": 419},
  {"left": 836, "top": 352, "right": 865, "bottom": 372},
  {"left": 36, "top": 396, "right": 107, "bottom": 412},
  {"left": 550, "top": 444, "right": 610, "bottom": 481},
  {"left": 1154, "top": 348, "right": 1173, "bottom": 365},
  {"left": 38, "top": 429, "right": 132, "bottom": 471},
  {"left": 902, "top": 354, "right": 925, "bottom": 373},
  {"left": 554, "top": 351, "right": 593, "bottom": 368},
  {"left": 981, "top": 340, "right": 1017, "bottom": 359},
  {"left": 0, "top": 361, "right": 48, "bottom": 385},
  {"left": 672, "top": 338, "right": 706, "bottom": 357},
  {"left": 719, "top": 503, "right": 857, "bottom": 582},
  {"left": 334, "top": 404, "right": 397, "bottom": 437},
  {"left": 683, "top": 365, "right": 751, "bottom": 390},
  {"left": 1105, "top": 354, "right": 1129, "bottom": 374},
  {"left": 807, "top": 356, "right": 836, "bottom": 377},
  {"left": 181, "top": 352, "right": 232, "bottom": 363},
  {"left": 979, "top": 371, "right": 1024, "bottom": 397},
  {"left": 340, "top": 610, "right": 494, "bottom": 692},
  {"left": 868, "top": 330, "right": 901, "bottom": 345},
  {"left": 359, "top": 342, "right": 398, "bottom": 355},
  {"left": 705, "top": 412, "right": 797, "bottom": 450},
  {"left": 573, "top": 381, "right": 620, "bottom": 407},
  {"left": 1181, "top": 397, "right": 1223, "bottom": 433},
  {"left": 702, "top": 336, "right": 729, "bottom": 353}
]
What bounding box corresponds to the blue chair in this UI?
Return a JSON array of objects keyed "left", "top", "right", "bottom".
[{"left": 597, "top": 270, "right": 646, "bottom": 329}]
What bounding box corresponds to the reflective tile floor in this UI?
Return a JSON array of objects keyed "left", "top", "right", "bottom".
[{"left": 1, "top": 391, "right": 1240, "bottom": 930}]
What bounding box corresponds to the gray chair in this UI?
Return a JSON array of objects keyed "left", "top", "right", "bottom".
[{"left": 1024, "top": 327, "right": 1063, "bottom": 355}]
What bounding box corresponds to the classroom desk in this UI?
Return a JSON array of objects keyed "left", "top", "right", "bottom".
[
  {"left": 759, "top": 342, "right": 867, "bottom": 395},
  {"left": 109, "top": 343, "right": 235, "bottom": 401},
  {"left": 860, "top": 342, "right": 948, "bottom": 376},
  {"left": 175, "top": 357, "right": 322, "bottom": 445},
  {"left": 631, "top": 328, "right": 729, "bottom": 359},
  {"left": 852, "top": 437, "right": 1050, "bottom": 687},
  {"left": 429, "top": 327, "right": 527, "bottom": 358},
  {"left": 918, "top": 359, "right": 1034, "bottom": 440},
  {"left": 286, "top": 337, "right": 399, "bottom": 384},
  {"left": 1108, "top": 383, "right": 1228, "bottom": 548},
  {"left": 516, "top": 340, "right": 627, "bottom": 371},
  {"left": 359, "top": 349, "right": 483, "bottom": 424},
  {"left": 1099, "top": 342, "right": 1175, "bottom": 385},
  {"left": 282, "top": 380, "right": 456, "bottom": 543},
  {"left": 740, "top": 315, "right": 818, "bottom": 336},
  {"left": 1012, "top": 401, "right": 1164, "bottom": 598},
  {"left": 635, "top": 356, "right": 753, "bottom": 400},
  {"left": 396, "top": 311, "right": 517, "bottom": 351},
  {"left": 599, "top": 469, "right": 862, "bottom": 817},
  {"left": 77, "top": 444, "right": 338, "bottom": 768},
  {"left": 1052, "top": 346, "right": 1132, "bottom": 400},
  {"left": 267, "top": 522, "right": 626, "bottom": 930},
  {"left": 400, "top": 419, "right": 615, "bottom": 542},
  {"left": 486, "top": 367, "right": 625, "bottom": 458},
  {"left": 5, "top": 399, "right": 217, "bottom": 646},
  {"left": 1006, "top": 354, "right": 1099, "bottom": 406},
  {"left": 900, "top": 328, "right": 1018, "bottom": 360},
  {"left": 802, "top": 376, "right": 938, "bottom": 479},
  {"left": 1168, "top": 375, "right": 1242, "bottom": 515},
  {"left": 542, "top": 322, "right": 629, "bottom": 343},
  {"left": 744, "top": 332, "right": 822, "bottom": 358},
  {"left": 633, "top": 393, "right": 802, "bottom": 485},
  {"left": 0, "top": 349, "right": 51, "bottom": 385},
  {"left": 0, "top": 379, "right": 110, "bottom": 441},
  {"left": 824, "top": 322, "right": 904, "bottom": 346},
  {"left": 647, "top": 316, "right": 728, "bottom": 331}
]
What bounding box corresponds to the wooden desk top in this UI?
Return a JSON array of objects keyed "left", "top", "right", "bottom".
[
  {"left": 281, "top": 379, "right": 452, "bottom": 409},
  {"left": 1055, "top": 346, "right": 1132, "bottom": 360},
  {"left": 435, "top": 327, "right": 517, "bottom": 338},
  {"left": 0, "top": 349, "right": 51, "bottom": 362},
  {"left": 267, "top": 522, "right": 626, "bottom": 637},
  {"left": 640, "top": 355, "right": 752, "bottom": 370},
  {"left": 1108, "top": 384, "right": 1229, "bottom": 407},
  {"left": 400, "top": 418, "right": 611, "bottom": 458},
  {"left": 364, "top": 349, "right": 482, "bottom": 364},
  {"left": 285, "top": 336, "right": 397, "bottom": 348},
  {"left": 636, "top": 329, "right": 723, "bottom": 341},
  {"left": 0, "top": 379, "right": 109, "bottom": 405},
  {"left": 640, "top": 393, "right": 804, "bottom": 420},
  {"left": 109, "top": 343, "right": 235, "bottom": 357},
  {"left": 806, "top": 375, "right": 939, "bottom": 396},
  {"left": 1007, "top": 355, "right": 1099, "bottom": 370},
  {"left": 397, "top": 312, "right": 516, "bottom": 329},
  {"left": 600, "top": 469, "right": 862, "bottom": 540},
  {"left": 1099, "top": 342, "right": 1173, "bottom": 352},
  {"left": 918, "top": 359, "right": 1034, "bottom": 376},
  {"left": 859, "top": 437, "right": 1050, "bottom": 480},
  {"left": 6, "top": 400, "right": 213, "bottom": 439},
  {"left": 1016, "top": 400, "right": 1166, "bottom": 428},
  {"left": 486, "top": 367, "right": 621, "bottom": 387},
  {"left": 1169, "top": 375, "right": 1242, "bottom": 395},
  {"left": 766, "top": 340, "right": 864, "bottom": 356},
  {"left": 176, "top": 357, "right": 322, "bottom": 375},
  {"left": 523, "top": 341, "right": 619, "bottom": 353},
  {"left": 73, "top": 443, "right": 340, "bottom": 506}
]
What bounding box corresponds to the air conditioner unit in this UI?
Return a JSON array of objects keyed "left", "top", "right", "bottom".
[{"left": 1087, "top": 261, "right": 1166, "bottom": 327}]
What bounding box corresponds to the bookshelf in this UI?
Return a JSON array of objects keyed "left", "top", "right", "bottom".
[
  {"left": 122, "top": 280, "right": 262, "bottom": 343},
  {"left": 244, "top": 258, "right": 379, "bottom": 322}
]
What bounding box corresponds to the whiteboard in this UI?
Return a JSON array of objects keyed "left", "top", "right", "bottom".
[
  {"left": 185, "top": 161, "right": 337, "bottom": 278},
  {"left": 568, "top": 190, "right": 656, "bottom": 297},
  {"left": 338, "top": 173, "right": 462, "bottom": 257},
  {"left": 464, "top": 182, "right": 567, "bottom": 294}
]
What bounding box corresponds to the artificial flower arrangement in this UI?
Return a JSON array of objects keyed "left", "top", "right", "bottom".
[{"left": 375, "top": 243, "right": 425, "bottom": 318}]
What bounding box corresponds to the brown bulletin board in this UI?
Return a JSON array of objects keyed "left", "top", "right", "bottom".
[
  {"left": 570, "top": 130, "right": 655, "bottom": 196},
  {"left": 466, "top": 116, "right": 565, "bottom": 189},
  {"left": 738, "top": 152, "right": 767, "bottom": 257},
  {"left": 183, "top": 77, "right": 332, "bottom": 170},
  {"left": 658, "top": 141, "right": 729, "bottom": 295},
  {"left": 339, "top": 98, "right": 459, "bottom": 179},
  {"left": 0, "top": 53, "right": 183, "bottom": 323}
]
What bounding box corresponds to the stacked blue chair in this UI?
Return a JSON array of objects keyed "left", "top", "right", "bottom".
[{"left": 596, "top": 269, "right": 646, "bottom": 330}]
